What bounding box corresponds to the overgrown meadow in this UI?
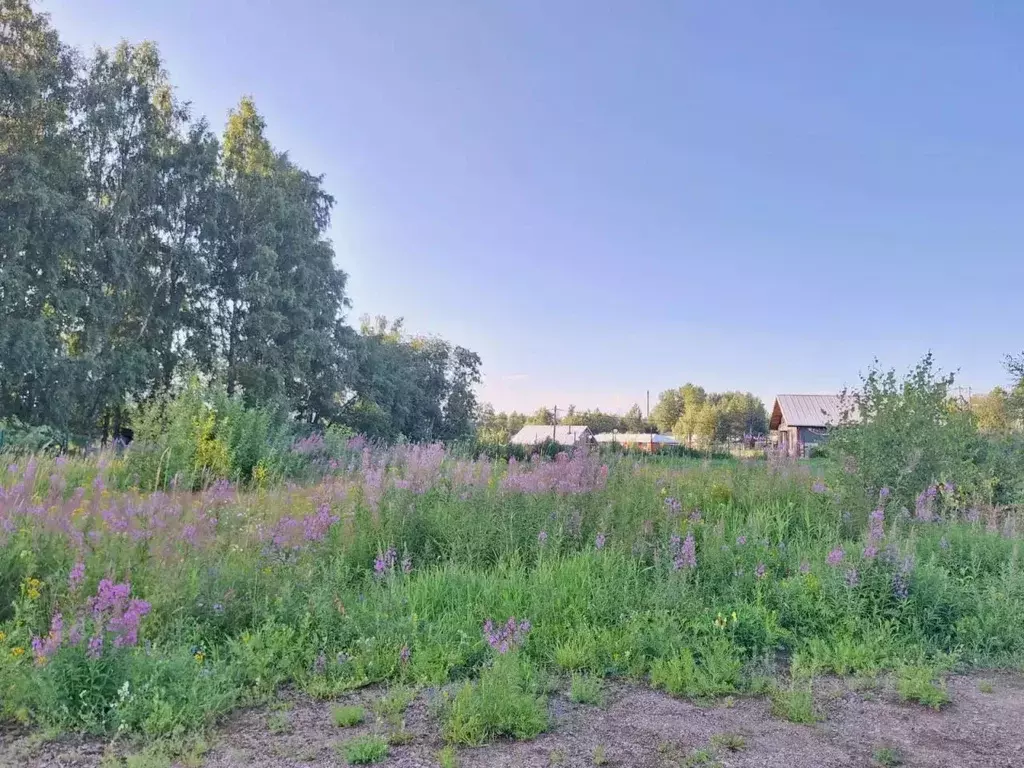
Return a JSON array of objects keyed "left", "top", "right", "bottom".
[{"left": 2, "top": 434, "right": 1023, "bottom": 747}]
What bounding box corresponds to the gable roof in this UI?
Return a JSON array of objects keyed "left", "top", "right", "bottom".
[
  {"left": 510, "top": 424, "right": 593, "bottom": 446},
  {"left": 770, "top": 394, "right": 847, "bottom": 430}
]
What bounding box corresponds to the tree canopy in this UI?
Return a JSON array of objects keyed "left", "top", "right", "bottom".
[{"left": 0, "top": 1, "right": 479, "bottom": 444}]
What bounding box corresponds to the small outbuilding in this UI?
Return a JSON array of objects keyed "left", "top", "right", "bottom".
[
  {"left": 510, "top": 424, "right": 594, "bottom": 447},
  {"left": 594, "top": 432, "right": 680, "bottom": 453},
  {"left": 769, "top": 394, "right": 847, "bottom": 455}
]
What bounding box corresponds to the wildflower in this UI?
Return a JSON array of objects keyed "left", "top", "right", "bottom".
[
  {"left": 714, "top": 613, "right": 728, "bottom": 630},
  {"left": 812, "top": 480, "right": 827, "bottom": 494},
  {"left": 939, "top": 536, "right": 950, "bottom": 550},
  {"left": 664, "top": 497, "right": 682, "bottom": 515},
  {"left": 942, "top": 482, "right": 955, "bottom": 493},
  {"left": 595, "top": 533, "right": 606, "bottom": 550},
  {"left": 892, "top": 556, "right": 914, "bottom": 600},
  {"left": 69, "top": 562, "right": 85, "bottom": 590},
  {"left": 689, "top": 508, "right": 702, "bottom": 523},
  {"left": 862, "top": 545, "right": 878, "bottom": 560},
  {"left": 966, "top": 508, "right": 981, "bottom": 523},
  {"left": 0, "top": 631, "right": 5, "bottom": 643},
  {"left": 483, "top": 617, "right": 531, "bottom": 654},
  {"left": 799, "top": 561, "right": 811, "bottom": 574},
  {"left": 879, "top": 487, "right": 891, "bottom": 499},
  {"left": 844, "top": 569, "right": 860, "bottom": 588},
  {"left": 402, "top": 556, "right": 413, "bottom": 575},
  {"left": 672, "top": 532, "right": 697, "bottom": 571},
  {"left": 374, "top": 547, "right": 397, "bottom": 576},
  {"left": 736, "top": 535, "right": 747, "bottom": 546},
  {"left": 826, "top": 547, "right": 844, "bottom": 566},
  {"left": 537, "top": 530, "right": 548, "bottom": 544},
  {"left": 755, "top": 563, "right": 767, "bottom": 580},
  {"left": 194, "top": 651, "right": 205, "bottom": 663},
  {"left": 731, "top": 611, "right": 738, "bottom": 624},
  {"left": 24, "top": 577, "right": 43, "bottom": 601},
  {"left": 399, "top": 645, "right": 411, "bottom": 665},
  {"left": 868, "top": 507, "right": 885, "bottom": 544},
  {"left": 11, "top": 647, "right": 24, "bottom": 658},
  {"left": 212, "top": 603, "right": 224, "bottom": 615},
  {"left": 313, "top": 652, "right": 327, "bottom": 675}
]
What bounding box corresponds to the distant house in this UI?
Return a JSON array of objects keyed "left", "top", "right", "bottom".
[
  {"left": 594, "top": 432, "right": 680, "bottom": 453},
  {"left": 510, "top": 424, "right": 594, "bottom": 447},
  {"left": 769, "top": 395, "right": 847, "bottom": 455}
]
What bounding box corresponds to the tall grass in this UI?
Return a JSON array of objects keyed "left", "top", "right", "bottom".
[{"left": 0, "top": 442, "right": 1022, "bottom": 740}]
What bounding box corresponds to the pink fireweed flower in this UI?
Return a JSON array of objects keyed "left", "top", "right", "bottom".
[
  {"left": 811, "top": 480, "right": 827, "bottom": 494},
  {"left": 374, "top": 546, "right": 397, "bottom": 576},
  {"left": 755, "top": 563, "right": 767, "bottom": 579},
  {"left": 483, "top": 617, "right": 531, "bottom": 654},
  {"left": 69, "top": 562, "right": 85, "bottom": 590},
  {"left": 537, "top": 530, "right": 548, "bottom": 544},
  {"left": 671, "top": 532, "right": 697, "bottom": 570},
  {"left": 595, "top": 532, "right": 606, "bottom": 550},
  {"left": 826, "top": 547, "right": 845, "bottom": 566}
]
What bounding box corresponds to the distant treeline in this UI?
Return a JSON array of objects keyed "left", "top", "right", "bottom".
[{"left": 477, "top": 385, "right": 767, "bottom": 446}]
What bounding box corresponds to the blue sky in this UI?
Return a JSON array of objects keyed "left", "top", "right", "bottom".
[{"left": 44, "top": 0, "right": 1024, "bottom": 414}]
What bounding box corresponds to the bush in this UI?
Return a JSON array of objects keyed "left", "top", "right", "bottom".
[
  {"left": 332, "top": 705, "right": 366, "bottom": 727},
  {"left": 338, "top": 734, "right": 389, "bottom": 764},
  {"left": 828, "top": 354, "right": 982, "bottom": 513},
  {"left": 442, "top": 654, "right": 548, "bottom": 745}
]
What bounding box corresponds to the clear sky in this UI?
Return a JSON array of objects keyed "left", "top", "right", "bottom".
[{"left": 42, "top": 0, "right": 1024, "bottom": 414}]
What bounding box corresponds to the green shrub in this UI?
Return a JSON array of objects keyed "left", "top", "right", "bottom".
[
  {"left": 332, "top": 705, "right": 366, "bottom": 727},
  {"left": 569, "top": 673, "right": 602, "bottom": 706},
  {"left": 650, "top": 641, "right": 742, "bottom": 699},
  {"left": 442, "top": 654, "right": 548, "bottom": 745},
  {"left": 896, "top": 666, "right": 949, "bottom": 709},
  {"left": 770, "top": 685, "right": 818, "bottom": 724},
  {"left": 338, "top": 734, "right": 389, "bottom": 764}
]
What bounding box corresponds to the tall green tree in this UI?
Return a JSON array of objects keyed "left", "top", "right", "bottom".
[
  {"left": 211, "top": 97, "right": 351, "bottom": 422},
  {"left": 0, "top": 0, "right": 89, "bottom": 436},
  {"left": 622, "top": 403, "right": 646, "bottom": 432}
]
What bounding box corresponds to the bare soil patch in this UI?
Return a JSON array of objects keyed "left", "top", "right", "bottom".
[{"left": 5, "top": 673, "right": 1024, "bottom": 768}]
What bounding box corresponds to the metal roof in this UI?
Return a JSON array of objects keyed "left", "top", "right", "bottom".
[
  {"left": 594, "top": 432, "right": 679, "bottom": 444},
  {"left": 510, "top": 425, "right": 593, "bottom": 446},
  {"left": 770, "top": 394, "right": 847, "bottom": 429}
]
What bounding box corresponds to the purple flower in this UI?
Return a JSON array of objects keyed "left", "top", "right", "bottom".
[
  {"left": 893, "top": 555, "right": 914, "bottom": 600},
  {"left": 399, "top": 645, "right": 411, "bottom": 665},
  {"left": 799, "top": 561, "right": 811, "bottom": 574},
  {"left": 939, "top": 536, "right": 950, "bottom": 550},
  {"left": 755, "top": 563, "right": 767, "bottom": 580},
  {"left": 942, "top": 482, "right": 955, "bottom": 493},
  {"left": 69, "top": 562, "right": 85, "bottom": 590},
  {"left": 812, "top": 480, "right": 827, "bottom": 494},
  {"left": 595, "top": 532, "right": 606, "bottom": 550},
  {"left": 538, "top": 530, "right": 548, "bottom": 544},
  {"left": 736, "top": 535, "right": 747, "bottom": 546},
  {"left": 374, "top": 546, "right": 397, "bottom": 576},
  {"left": 672, "top": 533, "right": 697, "bottom": 571},
  {"left": 862, "top": 545, "right": 878, "bottom": 560},
  {"left": 87, "top": 634, "right": 104, "bottom": 659},
  {"left": 665, "top": 497, "right": 682, "bottom": 515},
  {"left": 826, "top": 547, "right": 844, "bottom": 566},
  {"left": 689, "top": 509, "right": 702, "bottom": 524},
  {"left": 879, "top": 487, "right": 891, "bottom": 499},
  {"left": 483, "top": 617, "right": 531, "bottom": 654},
  {"left": 844, "top": 568, "right": 860, "bottom": 588}
]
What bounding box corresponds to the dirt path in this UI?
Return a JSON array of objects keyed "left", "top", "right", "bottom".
[{"left": 6, "top": 673, "right": 1024, "bottom": 768}]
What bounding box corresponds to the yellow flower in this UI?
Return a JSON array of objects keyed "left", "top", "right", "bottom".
[
  {"left": 0, "top": 631, "right": 6, "bottom": 643},
  {"left": 11, "top": 647, "right": 24, "bottom": 658},
  {"left": 731, "top": 611, "right": 738, "bottom": 624},
  {"left": 194, "top": 651, "right": 205, "bottom": 663},
  {"left": 713, "top": 613, "right": 728, "bottom": 630},
  {"left": 24, "top": 577, "right": 43, "bottom": 601}
]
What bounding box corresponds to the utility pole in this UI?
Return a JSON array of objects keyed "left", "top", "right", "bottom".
[{"left": 552, "top": 405, "right": 558, "bottom": 441}]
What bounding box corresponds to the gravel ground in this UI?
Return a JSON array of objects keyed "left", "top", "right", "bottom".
[{"left": 5, "top": 672, "right": 1024, "bottom": 768}]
